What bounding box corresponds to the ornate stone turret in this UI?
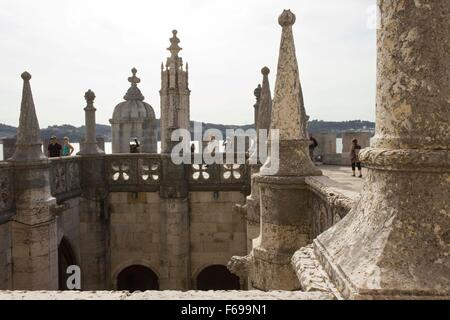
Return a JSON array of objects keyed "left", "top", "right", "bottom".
[
  {"left": 160, "top": 30, "right": 191, "bottom": 154},
  {"left": 79, "top": 90, "right": 104, "bottom": 155},
  {"left": 10, "top": 72, "right": 46, "bottom": 161},
  {"left": 110, "top": 68, "right": 157, "bottom": 153},
  {"left": 312, "top": 1, "right": 450, "bottom": 299}
]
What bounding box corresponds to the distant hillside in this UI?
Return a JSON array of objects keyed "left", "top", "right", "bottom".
[
  {"left": 308, "top": 120, "right": 375, "bottom": 137},
  {"left": 0, "top": 119, "right": 374, "bottom": 142}
]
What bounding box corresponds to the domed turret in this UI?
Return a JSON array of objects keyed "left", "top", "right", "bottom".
[{"left": 109, "top": 68, "right": 157, "bottom": 153}]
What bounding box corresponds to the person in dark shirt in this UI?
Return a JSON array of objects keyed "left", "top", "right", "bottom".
[
  {"left": 350, "top": 138, "right": 362, "bottom": 178},
  {"left": 309, "top": 136, "right": 318, "bottom": 162},
  {"left": 47, "top": 136, "right": 62, "bottom": 157}
]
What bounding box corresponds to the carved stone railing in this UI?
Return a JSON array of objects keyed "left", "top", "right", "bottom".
[
  {"left": 103, "top": 153, "right": 251, "bottom": 193},
  {"left": 0, "top": 163, "right": 14, "bottom": 222},
  {"left": 105, "top": 154, "right": 162, "bottom": 192},
  {"left": 49, "top": 157, "right": 82, "bottom": 202}
]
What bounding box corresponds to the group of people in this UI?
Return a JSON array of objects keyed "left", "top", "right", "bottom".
[
  {"left": 47, "top": 136, "right": 74, "bottom": 158},
  {"left": 308, "top": 135, "right": 363, "bottom": 178}
]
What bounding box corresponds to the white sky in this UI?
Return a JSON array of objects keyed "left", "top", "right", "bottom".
[{"left": 0, "top": 0, "right": 376, "bottom": 128}]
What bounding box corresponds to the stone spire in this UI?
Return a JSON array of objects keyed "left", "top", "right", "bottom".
[
  {"left": 260, "top": 9, "right": 319, "bottom": 176},
  {"left": 124, "top": 67, "right": 145, "bottom": 101},
  {"left": 258, "top": 67, "right": 272, "bottom": 133},
  {"left": 10, "top": 72, "right": 46, "bottom": 161},
  {"left": 160, "top": 29, "right": 190, "bottom": 154}
]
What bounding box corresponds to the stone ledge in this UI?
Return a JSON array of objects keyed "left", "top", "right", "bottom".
[
  {"left": 0, "top": 290, "right": 335, "bottom": 300},
  {"left": 291, "top": 244, "right": 341, "bottom": 299}
]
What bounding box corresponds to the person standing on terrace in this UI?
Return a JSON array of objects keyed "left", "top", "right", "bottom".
[
  {"left": 62, "top": 137, "right": 75, "bottom": 156},
  {"left": 47, "top": 136, "right": 62, "bottom": 157}
]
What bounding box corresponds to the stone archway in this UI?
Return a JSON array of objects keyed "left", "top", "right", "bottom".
[
  {"left": 117, "top": 265, "right": 159, "bottom": 292},
  {"left": 197, "top": 265, "right": 240, "bottom": 290},
  {"left": 58, "top": 237, "right": 77, "bottom": 290}
]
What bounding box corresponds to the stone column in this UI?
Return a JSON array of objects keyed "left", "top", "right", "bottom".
[
  {"left": 313, "top": 0, "right": 450, "bottom": 299},
  {"left": 229, "top": 10, "right": 321, "bottom": 291},
  {"left": 158, "top": 155, "right": 190, "bottom": 289},
  {"left": 10, "top": 72, "right": 59, "bottom": 289},
  {"left": 79, "top": 90, "right": 104, "bottom": 155}
]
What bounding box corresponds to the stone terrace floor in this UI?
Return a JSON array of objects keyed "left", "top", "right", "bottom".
[{"left": 316, "top": 164, "right": 366, "bottom": 200}]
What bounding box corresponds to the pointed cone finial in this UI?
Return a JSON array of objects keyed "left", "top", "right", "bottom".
[
  {"left": 124, "top": 68, "right": 144, "bottom": 101},
  {"left": 167, "top": 29, "right": 182, "bottom": 57},
  {"left": 258, "top": 67, "right": 272, "bottom": 132},
  {"left": 11, "top": 71, "right": 45, "bottom": 161},
  {"left": 259, "top": 10, "right": 320, "bottom": 176},
  {"left": 270, "top": 9, "right": 307, "bottom": 141}
]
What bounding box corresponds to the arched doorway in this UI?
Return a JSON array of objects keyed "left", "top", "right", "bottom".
[
  {"left": 117, "top": 265, "right": 159, "bottom": 291},
  {"left": 197, "top": 265, "right": 240, "bottom": 290},
  {"left": 58, "top": 237, "right": 77, "bottom": 290}
]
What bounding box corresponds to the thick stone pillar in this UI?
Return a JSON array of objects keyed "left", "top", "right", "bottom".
[
  {"left": 78, "top": 90, "right": 104, "bottom": 155},
  {"left": 313, "top": 0, "right": 450, "bottom": 299},
  {"left": 158, "top": 155, "right": 190, "bottom": 289},
  {"left": 229, "top": 10, "right": 321, "bottom": 291},
  {"left": 10, "top": 72, "right": 59, "bottom": 289}
]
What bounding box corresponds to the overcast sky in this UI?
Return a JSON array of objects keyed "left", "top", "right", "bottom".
[{"left": 0, "top": 0, "right": 376, "bottom": 128}]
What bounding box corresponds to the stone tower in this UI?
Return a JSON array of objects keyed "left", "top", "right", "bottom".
[
  {"left": 110, "top": 68, "right": 157, "bottom": 153},
  {"left": 160, "top": 30, "right": 191, "bottom": 154}
]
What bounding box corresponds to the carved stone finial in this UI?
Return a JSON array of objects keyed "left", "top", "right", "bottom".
[
  {"left": 84, "top": 89, "right": 95, "bottom": 103},
  {"left": 278, "top": 9, "right": 296, "bottom": 27},
  {"left": 128, "top": 67, "right": 141, "bottom": 86},
  {"left": 167, "top": 29, "right": 182, "bottom": 57},
  {"left": 261, "top": 66, "right": 270, "bottom": 76},
  {"left": 124, "top": 68, "right": 144, "bottom": 101},
  {"left": 21, "top": 71, "right": 32, "bottom": 81}
]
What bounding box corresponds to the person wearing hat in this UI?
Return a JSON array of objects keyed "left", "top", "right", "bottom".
[
  {"left": 350, "top": 138, "right": 362, "bottom": 177},
  {"left": 47, "top": 136, "right": 62, "bottom": 157}
]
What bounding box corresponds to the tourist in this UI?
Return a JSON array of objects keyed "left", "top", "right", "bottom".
[
  {"left": 350, "top": 138, "right": 362, "bottom": 178},
  {"left": 47, "top": 136, "right": 62, "bottom": 157},
  {"left": 130, "top": 138, "right": 140, "bottom": 153},
  {"left": 308, "top": 135, "right": 318, "bottom": 162},
  {"left": 62, "top": 137, "right": 75, "bottom": 156}
]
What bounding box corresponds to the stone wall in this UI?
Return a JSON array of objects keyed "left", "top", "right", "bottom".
[
  {"left": 109, "top": 192, "right": 161, "bottom": 288},
  {"left": 56, "top": 197, "right": 81, "bottom": 264},
  {"left": 190, "top": 191, "right": 247, "bottom": 288}
]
